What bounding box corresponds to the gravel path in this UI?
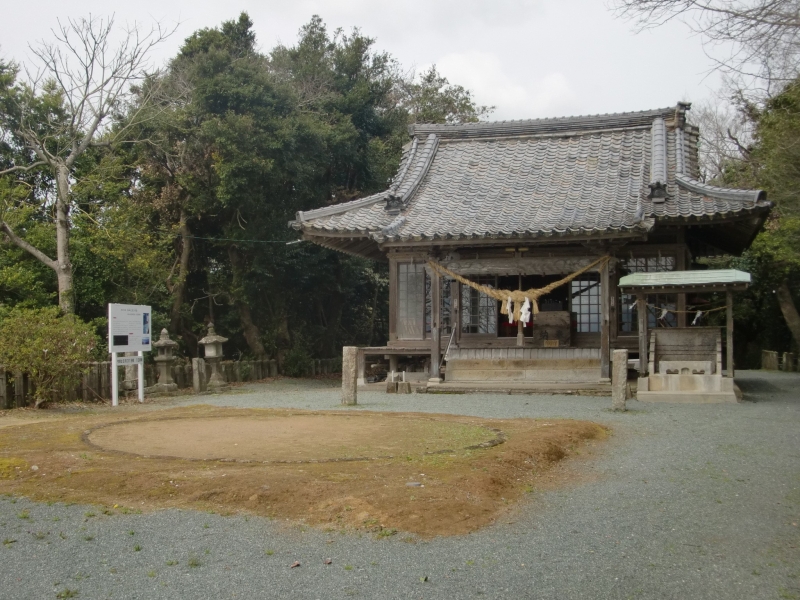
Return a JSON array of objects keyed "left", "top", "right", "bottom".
[{"left": 1, "top": 370, "right": 798, "bottom": 600}]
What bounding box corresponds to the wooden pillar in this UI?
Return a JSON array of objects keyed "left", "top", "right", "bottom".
[
  {"left": 14, "top": 371, "right": 25, "bottom": 407},
  {"left": 388, "top": 258, "right": 398, "bottom": 342},
  {"left": 637, "top": 292, "right": 648, "bottom": 377},
  {"left": 600, "top": 262, "right": 611, "bottom": 379},
  {"left": 430, "top": 271, "right": 441, "bottom": 382},
  {"left": 454, "top": 282, "right": 462, "bottom": 346},
  {"left": 676, "top": 232, "right": 687, "bottom": 327},
  {"left": 609, "top": 258, "right": 618, "bottom": 343},
  {"left": 726, "top": 290, "right": 734, "bottom": 378}
]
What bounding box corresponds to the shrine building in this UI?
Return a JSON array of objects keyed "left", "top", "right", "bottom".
[{"left": 290, "top": 103, "right": 770, "bottom": 394}]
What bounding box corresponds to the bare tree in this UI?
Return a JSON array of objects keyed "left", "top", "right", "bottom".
[
  {"left": 687, "top": 97, "right": 754, "bottom": 181},
  {"left": 0, "top": 16, "right": 173, "bottom": 313},
  {"left": 613, "top": 0, "right": 800, "bottom": 96}
]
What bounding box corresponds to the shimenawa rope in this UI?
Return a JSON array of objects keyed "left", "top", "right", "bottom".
[{"left": 427, "top": 256, "right": 611, "bottom": 322}]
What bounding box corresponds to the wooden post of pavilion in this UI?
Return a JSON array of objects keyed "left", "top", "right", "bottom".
[
  {"left": 517, "top": 274, "right": 524, "bottom": 347},
  {"left": 637, "top": 292, "right": 648, "bottom": 377},
  {"left": 726, "top": 290, "right": 734, "bottom": 378},
  {"left": 430, "top": 270, "right": 441, "bottom": 383}
]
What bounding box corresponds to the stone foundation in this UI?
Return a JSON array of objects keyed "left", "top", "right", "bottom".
[
  {"left": 637, "top": 373, "right": 739, "bottom": 403},
  {"left": 445, "top": 348, "right": 602, "bottom": 384}
]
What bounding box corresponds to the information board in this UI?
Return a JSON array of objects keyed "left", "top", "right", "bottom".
[{"left": 108, "top": 304, "right": 152, "bottom": 353}]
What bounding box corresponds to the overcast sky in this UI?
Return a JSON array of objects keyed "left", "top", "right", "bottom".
[{"left": 0, "top": 0, "right": 725, "bottom": 121}]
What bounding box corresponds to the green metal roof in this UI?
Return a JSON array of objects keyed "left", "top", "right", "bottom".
[{"left": 618, "top": 269, "right": 751, "bottom": 288}]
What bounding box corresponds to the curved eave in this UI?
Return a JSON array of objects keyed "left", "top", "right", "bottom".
[
  {"left": 375, "top": 219, "right": 655, "bottom": 245},
  {"left": 289, "top": 192, "right": 387, "bottom": 228},
  {"left": 675, "top": 174, "right": 767, "bottom": 204},
  {"left": 652, "top": 200, "right": 772, "bottom": 225},
  {"left": 300, "top": 223, "right": 384, "bottom": 238},
  {"left": 299, "top": 229, "right": 385, "bottom": 261}
]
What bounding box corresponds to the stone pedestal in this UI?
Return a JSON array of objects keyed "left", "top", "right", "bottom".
[
  {"left": 147, "top": 329, "right": 179, "bottom": 394},
  {"left": 198, "top": 324, "right": 229, "bottom": 391},
  {"left": 612, "top": 349, "right": 628, "bottom": 411},
  {"left": 342, "top": 346, "right": 357, "bottom": 405},
  {"left": 206, "top": 359, "right": 226, "bottom": 389}
]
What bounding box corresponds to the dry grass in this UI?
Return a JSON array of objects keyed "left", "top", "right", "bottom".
[{"left": 0, "top": 406, "right": 607, "bottom": 537}]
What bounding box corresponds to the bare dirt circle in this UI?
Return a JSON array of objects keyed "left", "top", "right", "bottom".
[{"left": 86, "top": 414, "right": 500, "bottom": 462}]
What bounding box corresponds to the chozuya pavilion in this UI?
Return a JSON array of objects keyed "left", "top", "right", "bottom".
[{"left": 290, "top": 103, "right": 770, "bottom": 395}]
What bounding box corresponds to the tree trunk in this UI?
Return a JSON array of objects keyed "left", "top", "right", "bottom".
[
  {"left": 55, "top": 164, "right": 74, "bottom": 314},
  {"left": 236, "top": 300, "right": 266, "bottom": 357},
  {"left": 169, "top": 211, "right": 192, "bottom": 334},
  {"left": 776, "top": 282, "right": 800, "bottom": 348},
  {"left": 227, "top": 245, "right": 266, "bottom": 357},
  {"left": 276, "top": 313, "right": 291, "bottom": 368},
  {"left": 319, "top": 259, "right": 345, "bottom": 356},
  {"left": 1, "top": 164, "right": 73, "bottom": 314}
]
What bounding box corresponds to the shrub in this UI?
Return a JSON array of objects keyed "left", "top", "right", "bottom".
[
  {"left": 282, "top": 345, "right": 311, "bottom": 378},
  {"left": 0, "top": 307, "right": 98, "bottom": 407}
]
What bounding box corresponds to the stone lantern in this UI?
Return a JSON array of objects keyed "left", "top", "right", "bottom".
[
  {"left": 198, "top": 323, "right": 228, "bottom": 389},
  {"left": 151, "top": 328, "right": 178, "bottom": 393}
]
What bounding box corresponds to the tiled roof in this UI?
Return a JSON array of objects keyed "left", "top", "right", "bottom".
[{"left": 291, "top": 104, "right": 770, "bottom": 249}]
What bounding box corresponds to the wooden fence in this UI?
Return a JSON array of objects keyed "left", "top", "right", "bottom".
[
  {"left": 761, "top": 350, "right": 797, "bottom": 372},
  {"left": 0, "top": 357, "right": 341, "bottom": 409}
]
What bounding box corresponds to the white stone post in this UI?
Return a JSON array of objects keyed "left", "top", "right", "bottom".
[
  {"left": 192, "top": 357, "right": 207, "bottom": 393},
  {"left": 342, "top": 346, "right": 358, "bottom": 405},
  {"left": 612, "top": 349, "right": 628, "bottom": 412}
]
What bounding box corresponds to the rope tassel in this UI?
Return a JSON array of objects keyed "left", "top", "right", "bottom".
[{"left": 520, "top": 298, "right": 532, "bottom": 324}]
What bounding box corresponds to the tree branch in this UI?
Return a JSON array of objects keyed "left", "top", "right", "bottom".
[
  {"left": 0, "top": 221, "right": 58, "bottom": 271},
  {"left": 0, "top": 161, "right": 47, "bottom": 175}
]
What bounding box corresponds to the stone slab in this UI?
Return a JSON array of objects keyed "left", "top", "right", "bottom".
[{"left": 637, "top": 389, "right": 740, "bottom": 403}]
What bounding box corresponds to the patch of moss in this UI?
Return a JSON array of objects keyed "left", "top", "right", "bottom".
[{"left": 0, "top": 458, "right": 27, "bottom": 479}]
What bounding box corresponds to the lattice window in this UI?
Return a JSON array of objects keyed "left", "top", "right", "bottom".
[
  {"left": 442, "top": 278, "right": 453, "bottom": 335},
  {"left": 571, "top": 278, "right": 601, "bottom": 333},
  {"left": 425, "top": 277, "right": 453, "bottom": 336},
  {"left": 644, "top": 294, "right": 678, "bottom": 329},
  {"left": 461, "top": 277, "right": 497, "bottom": 335},
  {"left": 398, "top": 263, "right": 425, "bottom": 340},
  {"left": 618, "top": 256, "right": 677, "bottom": 332},
  {"left": 622, "top": 256, "right": 675, "bottom": 273}
]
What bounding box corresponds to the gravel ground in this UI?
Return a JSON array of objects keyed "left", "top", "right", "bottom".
[{"left": 1, "top": 370, "right": 798, "bottom": 600}]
